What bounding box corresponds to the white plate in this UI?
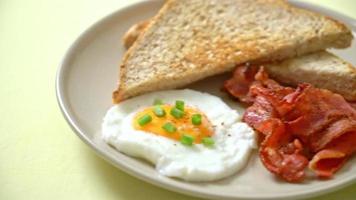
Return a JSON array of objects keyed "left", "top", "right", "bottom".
[{"left": 56, "top": 1, "right": 356, "bottom": 199}]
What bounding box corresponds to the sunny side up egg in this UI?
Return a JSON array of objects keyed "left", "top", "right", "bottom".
[{"left": 102, "top": 89, "right": 257, "bottom": 181}]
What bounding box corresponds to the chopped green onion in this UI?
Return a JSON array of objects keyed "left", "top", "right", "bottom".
[
  {"left": 153, "top": 99, "right": 163, "bottom": 105},
  {"left": 191, "top": 114, "right": 202, "bottom": 125},
  {"left": 180, "top": 134, "right": 195, "bottom": 146},
  {"left": 162, "top": 122, "right": 177, "bottom": 133},
  {"left": 138, "top": 114, "right": 152, "bottom": 126},
  {"left": 175, "top": 100, "right": 185, "bottom": 111},
  {"left": 202, "top": 137, "right": 215, "bottom": 147},
  {"left": 170, "top": 107, "right": 184, "bottom": 119},
  {"left": 153, "top": 106, "right": 166, "bottom": 117}
]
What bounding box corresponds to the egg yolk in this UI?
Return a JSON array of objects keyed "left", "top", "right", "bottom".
[{"left": 133, "top": 105, "right": 213, "bottom": 144}]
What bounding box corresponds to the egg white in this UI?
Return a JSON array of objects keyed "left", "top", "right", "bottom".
[{"left": 102, "top": 89, "right": 256, "bottom": 181}]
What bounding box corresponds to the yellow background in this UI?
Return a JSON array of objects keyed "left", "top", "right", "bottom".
[{"left": 1, "top": 0, "right": 355, "bottom": 199}]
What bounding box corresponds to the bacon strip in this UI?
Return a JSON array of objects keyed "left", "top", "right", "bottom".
[
  {"left": 224, "top": 64, "right": 356, "bottom": 182},
  {"left": 310, "top": 131, "right": 356, "bottom": 177},
  {"left": 224, "top": 64, "right": 260, "bottom": 104}
]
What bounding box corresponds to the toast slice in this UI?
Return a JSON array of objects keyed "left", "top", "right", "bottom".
[
  {"left": 265, "top": 51, "right": 356, "bottom": 101},
  {"left": 113, "top": 0, "right": 353, "bottom": 103},
  {"left": 123, "top": 21, "right": 356, "bottom": 102}
]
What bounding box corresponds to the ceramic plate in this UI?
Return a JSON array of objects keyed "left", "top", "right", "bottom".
[{"left": 56, "top": 1, "right": 356, "bottom": 199}]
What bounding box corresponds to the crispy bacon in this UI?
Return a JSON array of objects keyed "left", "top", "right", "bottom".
[
  {"left": 225, "top": 64, "right": 356, "bottom": 182},
  {"left": 349, "top": 101, "right": 356, "bottom": 110},
  {"left": 310, "top": 131, "right": 356, "bottom": 177},
  {"left": 223, "top": 64, "right": 259, "bottom": 103}
]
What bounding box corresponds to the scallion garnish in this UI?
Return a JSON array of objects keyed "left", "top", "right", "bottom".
[
  {"left": 202, "top": 137, "right": 214, "bottom": 147},
  {"left": 162, "top": 122, "right": 177, "bottom": 133},
  {"left": 191, "top": 114, "right": 202, "bottom": 125},
  {"left": 170, "top": 107, "right": 184, "bottom": 119},
  {"left": 153, "top": 106, "right": 166, "bottom": 117},
  {"left": 138, "top": 114, "right": 152, "bottom": 126},
  {"left": 175, "top": 100, "right": 185, "bottom": 111},
  {"left": 180, "top": 134, "right": 195, "bottom": 146}
]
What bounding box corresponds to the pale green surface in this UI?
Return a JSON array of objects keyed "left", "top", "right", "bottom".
[{"left": 0, "top": 0, "right": 355, "bottom": 199}]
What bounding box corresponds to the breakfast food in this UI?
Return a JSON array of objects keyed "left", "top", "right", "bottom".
[
  {"left": 122, "top": 19, "right": 150, "bottom": 49},
  {"left": 103, "top": 0, "right": 356, "bottom": 184},
  {"left": 113, "top": 0, "right": 352, "bottom": 103},
  {"left": 124, "top": 20, "right": 356, "bottom": 102},
  {"left": 103, "top": 89, "right": 256, "bottom": 181},
  {"left": 224, "top": 65, "right": 356, "bottom": 182},
  {"left": 265, "top": 51, "right": 356, "bottom": 101}
]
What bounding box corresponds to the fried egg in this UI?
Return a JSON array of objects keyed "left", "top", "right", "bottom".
[{"left": 102, "top": 89, "right": 256, "bottom": 181}]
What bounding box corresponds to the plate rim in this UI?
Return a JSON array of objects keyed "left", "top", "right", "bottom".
[{"left": 55, "top": 1, "right": 356, "bottom": 199}]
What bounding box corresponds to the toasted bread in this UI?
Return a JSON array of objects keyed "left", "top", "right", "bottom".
[
  {"left": 113, "top": 0, "right": 353, "bottom": 103},
  {"left": 265, "top": 51, "right": 356, "bottom": 101},
  {"left": 122, "top": 19, "right": 150, "bottom": 49},
  {"left": 123, "top": 22, "right": 356, "bottom": 102}
]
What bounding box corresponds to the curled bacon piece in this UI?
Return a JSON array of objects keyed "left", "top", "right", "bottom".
[
  {"left": 310, "top": 131, "right": 356, "bottom": 177},
  {"left": 224, "top": 64, "right": 356, "bottom": 182},
  {"left": 224, "top": 64, "right": 260, "bottom": 104}
]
